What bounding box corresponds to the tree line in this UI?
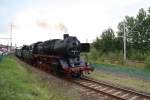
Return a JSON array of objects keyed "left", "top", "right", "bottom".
[{"left": 92, "top": 7, "right": 150, "bottom": 61}]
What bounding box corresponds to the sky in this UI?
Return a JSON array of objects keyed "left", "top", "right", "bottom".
[{"left": 0, "top": 0, "right": 149, "bottom": 46}]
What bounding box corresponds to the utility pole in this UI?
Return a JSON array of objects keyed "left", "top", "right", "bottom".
[
  {"left": 122, "top": 19, "right": 145, "bottom": 63},
  {"left": 123, "top": 23, "right": 126, "bottom": 63},
  {"left": 10, "top": 23, "right": 13, "bottom": 51}
]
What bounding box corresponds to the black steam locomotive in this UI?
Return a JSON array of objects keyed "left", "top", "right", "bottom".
[{"left": 15, "top": 34, "right": 93, "bottom": 77}]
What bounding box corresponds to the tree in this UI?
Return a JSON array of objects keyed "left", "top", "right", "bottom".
[
  {"left": 97, "top": 28, "right": 115, "bottom": 53},
  {"left": 93, "top": 28, "right": 115, "bottom": 53},
  {"left": 117, "top": 8, "right": 150, "bottom": 54},
  {"left": 131, "top": 8, "right": 148, "bottom": 54},
  {"left": 93, "top": 37, "right": 101, "bottom": 51}
]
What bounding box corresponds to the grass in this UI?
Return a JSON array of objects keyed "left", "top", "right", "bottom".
[
  {"left": 92, "top": 58, "right": 145, "bottom": 68},
  {"left": 88, "top": 63, "right": 150, "bottom": 93},
  {"left": 92, "top": 63, "right": 150, "bottom": 80},
  {"left": 0, "top": 56, "right": 79, "bottom": 100},
  {"left": 87, "top": 69, "right": 150, "bottom": 93}
]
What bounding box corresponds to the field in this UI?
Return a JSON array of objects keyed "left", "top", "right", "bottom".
[
  {"left": 0, "top": 56, "right": 80, "bottom": 100},
  {"left": 87, "top": 63, "right": 150, "bottom": 93}
]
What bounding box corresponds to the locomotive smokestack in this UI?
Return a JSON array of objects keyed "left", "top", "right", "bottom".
[{"left": 63, "top": 34, "right": 69, "bottom": 39}]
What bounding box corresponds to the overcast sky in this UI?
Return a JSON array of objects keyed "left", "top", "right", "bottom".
[{"left": 0, "top": 0, "right": 149, "bottom": 46}]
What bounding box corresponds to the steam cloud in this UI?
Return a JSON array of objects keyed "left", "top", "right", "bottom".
[{"left": 36, "top": 20, "right": 68, "bottom": 33}]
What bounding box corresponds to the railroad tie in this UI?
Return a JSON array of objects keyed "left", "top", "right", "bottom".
[
  {"left": 89, "top": 84, "right": 97, "bottom": 87},
  {"left": 106, "top": 89, "right": 114, "bottom": 93},
  {"left": 113, "top": 91, "right": 122, "bottom": 95},
  {"left": 94, "top": 86, "right": 102, "bottom": 89},
  {"left": 121, "top": 93, "right": 129, "bottom": 98},
  {"left": 100, "top": 87, "right": 108, "bottom": 91},
  {"left": 128, "top": 96, "right": 138, "bottom": 100}
]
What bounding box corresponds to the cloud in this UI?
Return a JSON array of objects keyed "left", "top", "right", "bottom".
[
  {"left": 54, "top": 22, "right": 68, "bottom": 33},
  {"left": 36, "top": 20, "right": 49, "bottom": 29}
]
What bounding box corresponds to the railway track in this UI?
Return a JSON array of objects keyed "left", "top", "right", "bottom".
[{"left": 71, "top": 77, "right": 150, "bottom": 100}]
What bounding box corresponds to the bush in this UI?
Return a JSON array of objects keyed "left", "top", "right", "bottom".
[
  {"left": 129, "top": 51, "right": 146, "bottom": 61},
  {"left": 144, "top": 55, "right": 150, "bottom": 69}
]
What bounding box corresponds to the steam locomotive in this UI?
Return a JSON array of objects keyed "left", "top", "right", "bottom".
[{"left": 15, "top": 34, "right": 93, "bottom": 77}]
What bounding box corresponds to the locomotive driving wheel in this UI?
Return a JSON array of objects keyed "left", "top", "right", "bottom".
[{"left": 51, "top": 63, "right": 64, "bottom": 77}]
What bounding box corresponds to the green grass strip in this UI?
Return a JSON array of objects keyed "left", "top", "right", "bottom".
[
  {"left": 92, "top": 63, "right": 150, "bottom": 80},
  {"left": 0, "top": 56, "right": 78, "bottom": 100}
]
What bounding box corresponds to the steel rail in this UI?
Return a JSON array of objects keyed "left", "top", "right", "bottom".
[{"left": 70, "top": 76, "right": 150, "bottom": 100}]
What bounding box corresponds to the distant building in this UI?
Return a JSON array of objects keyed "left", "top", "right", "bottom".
[
  {"left": 0, "top": 44, "right": 16, "bottom": 53},
  {"left": 0, "top": 44, "right": 9, "bottom": 52}
]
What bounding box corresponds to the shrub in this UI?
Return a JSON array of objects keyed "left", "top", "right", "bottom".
[
  {"left": 144, "top": 55, "right": 150, "bottom": 69},
  {"left": 129, "top": 52, "right": 146, "bottom": 61}
]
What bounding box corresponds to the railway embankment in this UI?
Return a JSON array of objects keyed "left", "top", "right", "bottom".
[{"left": 0, "top": 56, "right": 80, "bottom": 100}]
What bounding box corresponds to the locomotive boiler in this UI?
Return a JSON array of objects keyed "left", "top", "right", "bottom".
[
  {"left": 33, "top": 34, "right": 89, "bottom": 57},
  {"left": 15, "top": 34, "right": 93, "bottom": 77}
]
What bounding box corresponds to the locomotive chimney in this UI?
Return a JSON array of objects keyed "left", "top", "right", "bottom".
[{"left": 63, "top": 34, "right": 69, "bottom": 39}]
